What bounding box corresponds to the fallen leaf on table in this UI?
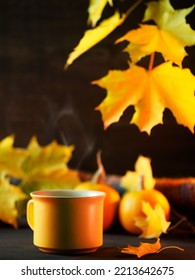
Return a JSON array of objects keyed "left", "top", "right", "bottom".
[
  {"left": 0, "top": 174, "right": 28, "bottom": 228},
  {"left": 120, "top": 238, "right": 161, "bottom": 258},
  {"left": 121, "top": 155, "right": 155, "bottom": 191},
  {"left": 120, "top": 238, "right": 184, "bottom": 258},
  {"left": 135, "top": 202, "right": 171, "bottom": 238},
  {"left": 93, "top": 62, "right": 195, "bottom": 133}
]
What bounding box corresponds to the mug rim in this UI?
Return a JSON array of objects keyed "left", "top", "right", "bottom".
[{"left": 30, "top": 189, "right": 106, "bottom": 199}]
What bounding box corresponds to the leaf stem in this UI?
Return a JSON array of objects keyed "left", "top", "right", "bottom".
[
  {"left": 158, "top": 246, "right": 184, "bottom": 253},
  {"left": 148, "top": 52, "right": 155, "bottom": 71},
  {"left": 125, "top": 0, "right": 144, "bottom": 19}
]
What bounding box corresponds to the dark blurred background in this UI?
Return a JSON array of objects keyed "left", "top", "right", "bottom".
[{"left": 0, "top": 0, "right": 195, "bottom": 177}]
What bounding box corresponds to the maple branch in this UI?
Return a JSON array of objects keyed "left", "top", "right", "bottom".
[
  {"left": 148, "top": 52, "right": 155, "bottom": 71},
  {"left": 125, "top": 0, "right": 144, "bottom": 19},
  {"left": 168, "top": 208, "right": 195, "bottom": 234},
  {"left": 168, "top": 216, "right": 187, "bottom": 232}
]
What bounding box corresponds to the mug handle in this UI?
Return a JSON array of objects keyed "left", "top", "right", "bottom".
[{"left": 27, "top": 199, "right": 34, "bottom": 230}]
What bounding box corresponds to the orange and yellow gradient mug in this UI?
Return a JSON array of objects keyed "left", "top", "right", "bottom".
[{"left": 27, "top": 189, "right": 106, "bottom": 254}]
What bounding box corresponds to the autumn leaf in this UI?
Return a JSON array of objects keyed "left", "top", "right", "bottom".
[
  {"left": 0, "top": 174, "right": 28, "bottom": 228},
  {"left": 0, "top": 136, "right": 80, "bottom": 195},
  {"left": 120, "top": 238, "right": 161, "bottom": 258},
  {"left": 93, "top": 62, "right": 195, "bottom": 133},
  {"left": 65, "top": 11, "right": 125, "bottom": 68},
  {"left": 21, "top": 137, "right": 74, "bottom": 178},
  {"left": 135, "top": 156, "right": 155, "bottom": 190},
  {"left": 117, "top": 24, "right": 189, "bottom": 67},
  {"left": 143, "top": 0, "right": 194, "bottom": 45},
  {"left": 19, "top": 137, "right": 80, "bottom": 193},
  {"left": 0, "top": 135, "right": 26, "bottom": 177},
  {"left": 117, "top": 0, "right": 195, "bottom": 66},
  {"left": 20, "top": 168, "right": 80, "bottom": 194},
  {"left": 143, "top": 0, "right": 195, "bottom": 62},
  {"left": 121, "top": 155, "right": 156, "bottom": 191},
  {"left": 135, "top": 202, "right": 171, "bottom": 238},
  {"left": 88, "top": 0, "right": 113, "bottom": 27},
  {"left": 0, "top": 136, "right": 80, "bottom": 226},
  {"left": 120, "top": 238, "right": 184, "bottom": 258}
]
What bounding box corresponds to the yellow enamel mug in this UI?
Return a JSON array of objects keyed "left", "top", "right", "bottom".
[{"left": 27, "top": 189, "right": 106, "bottom": 254}]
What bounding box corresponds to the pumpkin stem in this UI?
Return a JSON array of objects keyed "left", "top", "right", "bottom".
[{"left": 138, "top": 174, "right": 144, "bottom": 191}]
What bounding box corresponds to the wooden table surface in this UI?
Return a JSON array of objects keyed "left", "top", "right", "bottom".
[{"left": 0, "top": 223, "right": 195, "bottom": 260}]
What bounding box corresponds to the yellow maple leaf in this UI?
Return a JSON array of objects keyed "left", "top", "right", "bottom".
[
  {"left": 135, "top": 202, "right": 171, "bottom": 238},
  {"left": 0, "top": 135, "right": 26, "bottom": 177},
  {"left": 135, "top": 156, "right": 155, "bottom": 190},
  {"left": 0, "top": 136, "right": 80, "bottom": 226},
  {"left": 22, "top": 137, "right": 74, "bottom": 178},
  {"left": 121, "top": 155, "right": 156, "bottom": 191},
  {"left": 143, "top": 0, "right": 194, "bottom": 44},
  {"left": 117, "top": 0, "right": 195, "bottom": 66},
  {"left": 21, "top": 168, "right": 80, "bottom": 194},
  {"left": 88, "top": 0, "right": 113, "bottom": 27},
  {"left": 0, "top": 136, "right": 78, "bottom": 188},
  {"left": 0, "top": 174, "right": 28, "bottom": 228},
  {"left": 19, "top": 137, "right": 80, "bottom": 192},
  {"left": 93, "top": 62, "right": 195, "bottom": 133},
  {"left": 117, "top": 24, "right": 189, "bottom": 67},
  {"left": 65, "top": 11, "right": 125, "bottom": 68},
  {"left": 120, "top": 238, "right": 184, "bottom": 258}
]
